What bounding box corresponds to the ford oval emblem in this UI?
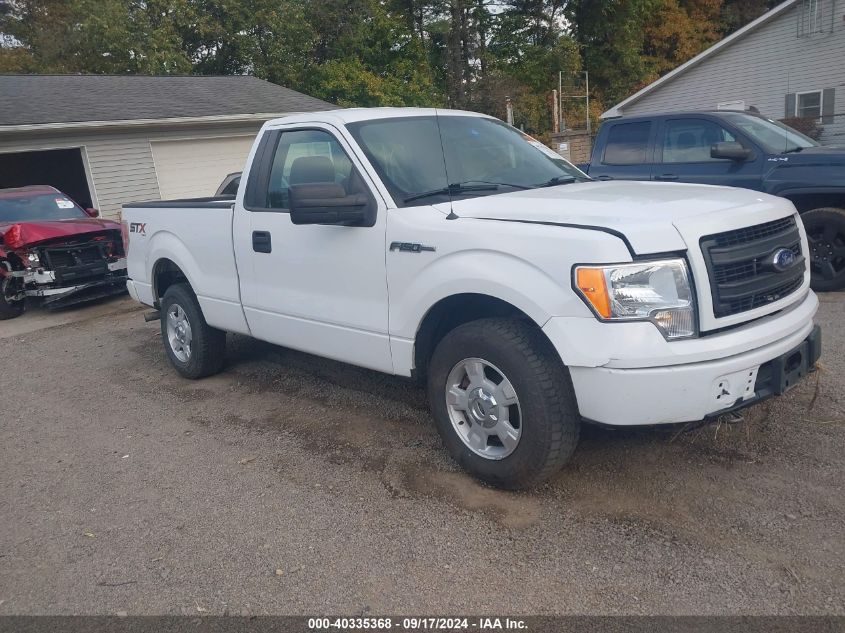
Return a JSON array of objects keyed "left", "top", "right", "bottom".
[{"left": 771, "top": 247, "right": 796, "bottom": 272}]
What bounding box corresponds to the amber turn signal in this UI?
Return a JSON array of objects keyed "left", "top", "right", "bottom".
[{"left": 575, "top": 267, "right": 611, "bottom": 318}]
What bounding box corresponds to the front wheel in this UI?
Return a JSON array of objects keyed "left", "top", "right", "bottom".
[
  {"left": 160, "top": 283, "right": 226, "bottom": 379},
  {"left": 426, "top": 318, "right": 580, "bottom": 490},
  {"left": 802, "top": 207, "right": 845, "bottom": 292},
  {"left": 0, "top": 272, "right": 25, "bottom": 320}
]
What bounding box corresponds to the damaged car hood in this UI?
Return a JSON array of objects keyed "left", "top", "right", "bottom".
[
  {"left": 0, "top": 218, "right": 121, "bottom": 250},
  {"left": 449, "top": 180, "right": 796, "bottom": 254}
]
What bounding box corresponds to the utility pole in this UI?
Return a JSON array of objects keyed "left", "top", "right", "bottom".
[
  {"left": 558, "top": 71, "right": 564, "bottom": 131},
  {"left": 585, "top": 71, "right": 591, "bottom": 136}
]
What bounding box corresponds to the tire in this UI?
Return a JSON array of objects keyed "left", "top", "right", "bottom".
[
  {"left": 802, "top": 207, "right": 845, "bottom": 292},
  {"left": 426, "top": 318, "right": 580, "bottom": 490},
  {"left": 159, "top": 283, "right": 226, "bottom": 379},
  {"left": 0, "top": 271, "right": 25, "bottom": 320}
]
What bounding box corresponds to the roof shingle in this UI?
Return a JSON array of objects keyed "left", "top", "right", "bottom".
[{"left": 0, "top": 74, "right": 335, "bottom": 126}]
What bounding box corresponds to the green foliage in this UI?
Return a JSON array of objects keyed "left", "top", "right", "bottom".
[{"left": 0, "top": 0, "right": 767, "bottom": 135}]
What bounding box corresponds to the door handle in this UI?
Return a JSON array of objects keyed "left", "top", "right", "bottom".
[
  {"left": 595, "top": 175, "right": 614, "bottom": 181},
  {"left": 655, "top": 174, "right": 679, "bottom": 181},
  {"left": 252, "top": 230, "right": 272, "bottom": 253}
]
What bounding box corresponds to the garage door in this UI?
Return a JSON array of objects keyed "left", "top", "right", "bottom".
[{"left": 150, "top": 136, "right": 255, "bottom": 200}]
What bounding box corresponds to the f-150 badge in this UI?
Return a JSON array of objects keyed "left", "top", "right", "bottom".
[{"left": 389, "top": 241, "right": 435, "bottom": 253}]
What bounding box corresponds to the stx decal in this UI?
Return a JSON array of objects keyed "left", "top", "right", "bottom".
[{"left": 129, "top": 222, "right": 146, "bottom": 236}]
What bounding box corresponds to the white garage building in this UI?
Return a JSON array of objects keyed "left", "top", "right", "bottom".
[{"left": 0, "top": 75, "right": 333, "bottom": 218}]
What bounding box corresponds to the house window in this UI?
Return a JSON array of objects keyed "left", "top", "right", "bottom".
[
  {"left": 796, "top": 91, "right": 822, "bottom": 119},
  {"left": 798, "top": 0, "right": 827, "bottom": 36}
]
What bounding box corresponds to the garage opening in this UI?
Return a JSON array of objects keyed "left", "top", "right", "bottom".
[{"left": 0, "top": 148, "right": 94, "bottom": 208}]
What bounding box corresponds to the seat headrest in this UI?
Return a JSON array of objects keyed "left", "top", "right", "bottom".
[
  {"left": 676, "top": 132, "right": 696, "bottom": 150},
  {"left": 290, "top": 156, "right": 335, "bottom": 185}
]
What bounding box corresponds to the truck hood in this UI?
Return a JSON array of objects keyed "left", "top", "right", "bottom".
[
  {"left": 782, "top": 145, "right": 845, "bottom": 156},
  {"left": 0, "top": 218, "right": 122, "bottom": 250},
  {"left": 764, "top": 148, "right": 845, "bottom": 191},
  {"left": 450, "top": 180, "right": 796, "bottom": 254}
]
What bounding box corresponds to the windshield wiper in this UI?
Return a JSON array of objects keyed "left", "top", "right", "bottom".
[
  {"left": 403, "top": 182, "right": 499, "bottom": 203},
  {"left": 537, "top": 175, "right": 577, "bottom": 188},
  {"left": 461, "top": 180, "right": 531, "bottom": 190}
]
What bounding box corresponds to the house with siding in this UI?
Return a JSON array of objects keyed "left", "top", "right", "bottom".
[
  {"left": 602, "top": 0, "right": 845, "bottom": 146},
  {"left": 0, "top": 75, "right": 333, "bottom": 218}
]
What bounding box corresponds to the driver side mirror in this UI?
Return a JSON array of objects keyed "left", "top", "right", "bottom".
[
  {"left": 289, "top": 183, "right": 369, "bottom": 226},
  {"left": 84, "top": 207, "right": 100, "bottom": 218},
  {"left": 711, "top": 141, "right": 752, "bottom": 161}
]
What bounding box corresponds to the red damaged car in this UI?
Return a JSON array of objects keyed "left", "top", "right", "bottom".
[{"left": 0, "top": 185, "right": 127, "bottom": 319}]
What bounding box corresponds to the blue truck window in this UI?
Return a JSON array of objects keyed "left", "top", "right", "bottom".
[
  {"left": 662, "top": 120, "right": 736, "bottom": 163},
  {"left": 603, "top": 122, "right": 651, "bottom": 165}
]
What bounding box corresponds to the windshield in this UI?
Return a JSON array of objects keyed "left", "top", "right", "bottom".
[
  {"left": 720, "top": 112, "right": 819, "bottom": 153},
  {"left": 0, "top": 193, "right": 87, "bottom": 223},
  {"left": 346, "top": 115, "right": 587, "bottom": 207}
]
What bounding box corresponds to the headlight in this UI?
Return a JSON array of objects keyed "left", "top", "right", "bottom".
[{"left": 574, "top": 258, "right": 696, "bottom": 339}]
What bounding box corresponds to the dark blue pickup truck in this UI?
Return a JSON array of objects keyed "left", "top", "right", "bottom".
[{"left": 581, "top": 111, "right": 845, "bottom": 291}]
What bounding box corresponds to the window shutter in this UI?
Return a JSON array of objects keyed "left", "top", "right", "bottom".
[
  {"left": 822, "top": 88, "right": 835, "bottom": 124},
  {"left": 785, "top": 93, "right": 796, "bottom": 117}
]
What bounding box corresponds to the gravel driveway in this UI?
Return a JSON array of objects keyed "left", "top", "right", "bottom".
[{"left": 1, "top": 294, "right": 843, "bottom": 615}]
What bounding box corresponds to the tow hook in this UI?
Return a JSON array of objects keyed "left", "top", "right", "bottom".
[{"left": 143, "top": 310, "right": 161, "bottom": 322}]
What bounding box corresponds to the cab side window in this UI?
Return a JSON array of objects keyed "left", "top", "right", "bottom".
[
  {"left": 265, "top": 129, "right": 364, "bottom": 209},
  {"left": 662, "top": 119, "right": 737, "bottom": 163},
  {"left": 602, "top": 122, "right": 651, "bottom": 165}
]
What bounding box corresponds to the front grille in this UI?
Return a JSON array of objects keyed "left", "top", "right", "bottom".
[
  {"left": 712, "top": 242, "right": 801, "bottom": 284},
  {"left": 701, "top": 216, "right": 806, "bottom": 318},
  {"left": 41, "top": 242, "right": 109, "bottom": 282},
  {"left": 709, "top": 216, "right": 796, "bottom": 247},
  {"left": 44, "top": 245, "right": 102, "bottom": 268}
]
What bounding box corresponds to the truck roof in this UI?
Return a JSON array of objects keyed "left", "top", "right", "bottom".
[
  {"left": 266, "top": 107, "right": 493, "bottom": 127},
  {"left": 601, "top": 110, "right": 765, "bottom": 123}
]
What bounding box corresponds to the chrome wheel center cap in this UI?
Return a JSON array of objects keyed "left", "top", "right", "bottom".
[{"left": 468, "top": 387, "right": 498, "bottom": 427}]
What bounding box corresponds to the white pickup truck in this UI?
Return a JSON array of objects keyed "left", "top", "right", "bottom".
[{"left": 124, "top": 108, "right": 821, "bottom": 489}]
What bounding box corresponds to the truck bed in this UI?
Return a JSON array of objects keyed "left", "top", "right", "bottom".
[{"left": 123, "top": 198, "right": 250, "bottom": 335}]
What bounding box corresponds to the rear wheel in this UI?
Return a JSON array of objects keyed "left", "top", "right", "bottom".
[
  {"left": 160, "top": 283, "right": 226, "bottom": 379},
  {"left": 802, "top": 207, "right": 845, "bottom": 292},
  {"left": 0, "top": 271, "right": 25, "bottom": 320},
  {"left": 427, "top": 318, "right": 580, "bottom": 490}
]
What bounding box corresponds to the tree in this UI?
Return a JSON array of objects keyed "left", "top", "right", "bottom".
[
  {"left": 0, "top": 0, "right": 192, "bottom": 74},
  {"left": 0, "top": 0, "right": 774, "bottom": 134},
  {"left": 566, "top": 0, "right": 725, "bottom": 109}
]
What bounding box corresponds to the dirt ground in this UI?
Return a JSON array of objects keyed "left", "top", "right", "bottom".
[{"left": 0, "top": 293, "right": 842, "bottom": 615}]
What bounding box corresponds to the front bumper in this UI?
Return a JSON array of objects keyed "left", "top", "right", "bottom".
[
  {"left": 9, "top": 259, "right": 128, "bottom": 308},
  {"left": 553, "top": 292, "right": 821, "bottom": 426}
]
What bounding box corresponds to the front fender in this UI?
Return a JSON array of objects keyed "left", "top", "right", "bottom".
[
  {"left": 389, "top": 250, "right": 583, "bottom": 377},
  {"left": 390, "top": 249, "right": 579, "bottom": 341}
]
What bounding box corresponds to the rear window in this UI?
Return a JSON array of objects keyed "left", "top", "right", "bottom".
[{"left": 602, "top": 122, "right": 651, "bottom": 165}]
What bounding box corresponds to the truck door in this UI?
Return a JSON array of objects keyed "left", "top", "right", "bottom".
[
  {"left": 652, "top": 117, "right": 763, "bottom": 189},
  {"left": 232, "top": 124, "right": 393, "bottom": 373},
  {"left": 586, "top": 120, "right": 655, "bottom": 181}
]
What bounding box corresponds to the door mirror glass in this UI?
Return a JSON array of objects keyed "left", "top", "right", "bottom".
[
  {"left": 710, "top": 141, "right": 752, "bottom": 161},
  {"left": 289, "top": 183, "right": 368, "bottom": 225}
]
